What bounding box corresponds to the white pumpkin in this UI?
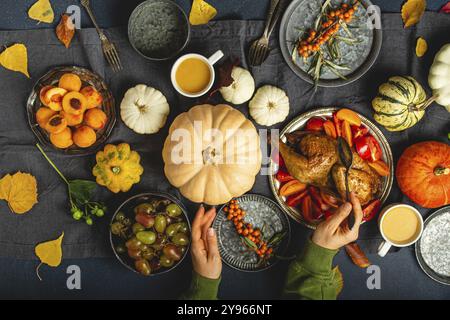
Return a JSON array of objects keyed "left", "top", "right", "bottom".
[
  {"left": 120, "top": 84, "right": 170, "bottom": 134},
  {"left": 428, "top": 44, "right": 450, "bottom": 112},
  {"left": 162, "top": 104, "right": 262, "bottom": 205},
  {"left": 219, "top": 67, "right": 255, "bottom": 104},
  {"left": 249, "top": 85, "right": 290, "bottom": 126}
]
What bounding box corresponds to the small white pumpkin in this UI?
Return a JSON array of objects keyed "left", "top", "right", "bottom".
[
  {"left": 249, "top": 85, "right": 289, "bottom": 126},
  {"left": 120, "top": 84, "right": 170, "bottom": 134},
  {"left": 428, "top": 44, "right": 450, "bottom": 112},
  {"left": 219, "top": 67, "right": 255, "bottom": 104}
]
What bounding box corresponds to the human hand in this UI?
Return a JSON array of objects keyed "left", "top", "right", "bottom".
[
  {"left": 191, "top": 205, "right": 222, "bottom": 280},
  {"left": 311, "top": 192, "right": 363, "bottom": 250}
]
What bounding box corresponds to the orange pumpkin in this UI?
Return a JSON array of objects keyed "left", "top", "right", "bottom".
[{"left": 396, "top": 141, "right": 450, "bottom": 208}]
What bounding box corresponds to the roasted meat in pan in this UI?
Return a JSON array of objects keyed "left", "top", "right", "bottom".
[
  {"left": 279, "top": 133, "right": 338, "bottom": 188},
  {"left": 279, "top": 132, "right": 381, "bottom": 205}
]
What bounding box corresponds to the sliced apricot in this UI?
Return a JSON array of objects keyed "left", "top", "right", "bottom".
[
  {"left": 36, "top": 107, "right": 57, "bottom": 130},
  {"left": 80, "top": 86, "right": 103, "bottom": 109},
  {"left": 59, "top": 73, "right": 82, "bottom": 92},
  {"left": 341, "top": 120, "right": 353, "bottom": 147},
  {"left": 45, "top": 87, "right": 68, "bottom": 111},
  {"left": 50, "top": 127, "right": 73, "bottom": 149},
  {"left": 323, "top": 120, "right": 337, "bottom": 139},
  {"left": 85, "top": 108, "right": 107, "bottom": 130},
  {"left": 46, "top": 114, "right": 68, "bottom": 134},
  {"left": 368, "top": 160, "right": 390, "bottom": 177},
  {"left": 336, "top": 108, "right": 361, "bottom": 127},
  {"left": 61, "top": 110, "right": 83, "bottom": 126},
  {"left": 73, "top": 125, "right": 97, "bottom": 148},
  {"left": 39, "top": 85, "right": 54, "bottom": 107},
  {"left": 62, "top": 91, "right": 87, "bottom": 115}
]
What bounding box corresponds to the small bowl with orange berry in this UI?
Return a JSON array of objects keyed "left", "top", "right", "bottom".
[
  {"left": 212, "top": 194, "right": 291, "bottom": 272},
  {"left": 26, "top": 66, "right": 116, "bottom": 155}
]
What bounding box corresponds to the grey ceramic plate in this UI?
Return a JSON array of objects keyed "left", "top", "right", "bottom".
[
  {"left": 416, "top": 206, "right": 450, "bottom": 286},
  {"left": 212, "top": 194, "right": 291, "bottom": 272},
  {"left": 128, "top": 0, "right": 190, "bottom": 61},
  {"left": 268, "top": 107, "right": 394, "bottom": 228},
  {"left": 279, "top": 0, "right": 382, "bottom": 87},
  {"left": 26, "top": 66, "right": 116, "bottom": 156}
]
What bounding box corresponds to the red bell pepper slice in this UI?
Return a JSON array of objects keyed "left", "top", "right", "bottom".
[
  {"left": 286, "top": 190, "right": 308, "bottom": 207},
  {"left": 276, "top": 169, "right": 294, "bottom": 183},
  {"left": 354, "top": 135, "right": 382, "bottom": 162}
]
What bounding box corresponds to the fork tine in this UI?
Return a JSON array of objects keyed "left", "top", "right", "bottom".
[
  {"left": 254, "top": 46, "right": 265, "bottom": 66},
  {"left": 110, "top": 46, "right": 123, "bottom": 71},
  {"left": 104, "top": 48, "right": 117, "bottom": 72}
]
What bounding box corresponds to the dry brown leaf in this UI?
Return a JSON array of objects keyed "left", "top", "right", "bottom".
[
  {"left": 401, "top": 0, "right": 426, "bottom": 28},
  {"left": 56, "top": 14, "right": 75, "bottom": 48},
  {"left": 35, "top": 232, "right": 64, "bottom": 281},
  {"left": 0, "top": 172, "right": 38, "bottom": 214},
  {"left": 415, "top": 37, "right": 428, "bottom": 57},
  {"left": 189, "top": 0, "right": 217, "bottom": 25},
  {"left": 0, "top": 44, "right": 30, "bottom": 78}
]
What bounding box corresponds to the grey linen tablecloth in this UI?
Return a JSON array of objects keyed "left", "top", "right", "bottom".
[{"left": 0, "top": 13, "right": 449, "bottom": 259}]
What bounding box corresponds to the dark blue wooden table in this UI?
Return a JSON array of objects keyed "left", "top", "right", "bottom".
[{"left": 1, "top": 0, "right": 449, "bottom": 300}]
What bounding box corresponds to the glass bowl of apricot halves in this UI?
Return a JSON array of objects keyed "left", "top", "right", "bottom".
[{"left": 26, "top": 66, "right": 116, "bottom": 155}]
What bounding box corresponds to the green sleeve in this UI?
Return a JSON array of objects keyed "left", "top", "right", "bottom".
[
  {"left": 180, "top": 272, "right": 221, "bottom": 300},
  {"left": 283, "top": 239, "right": 343, "bottom": 300}
]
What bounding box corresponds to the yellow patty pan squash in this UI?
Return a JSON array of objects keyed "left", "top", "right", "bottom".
[{"left": 93, "top": 143, "right": 144, "bottom": 193}]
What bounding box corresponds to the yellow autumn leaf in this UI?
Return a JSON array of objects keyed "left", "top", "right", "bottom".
[
  {"left": 0, "top": 174, "right": 13, "bottom": 200},
  {"left": 28, "top": 0, "right": 54, "bottom": 24},
  {"left": 415, "top": 37, "right": 427, "bottom": 57},
  {"left": 0, "top": 44, "right": 30, "bottom": 78},
  {"left": 0, "top": 172, "right": 38, "bottom": 214},
  {"left": 401, "top": 0, "right": 426, "bottom": 28},
  {"left": 35, "top": 232, "right": 64, "bottom": 281},
  {"left": 189, "top": 0, "right": 217, "bottom": 25}
]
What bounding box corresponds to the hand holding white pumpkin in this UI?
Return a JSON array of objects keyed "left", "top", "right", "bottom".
[
  {"left": 428, "top": 44, "right": 450, "bottom": 112},
  {"left": 120, "top": 84, "right": 170, "bottom": 134}
]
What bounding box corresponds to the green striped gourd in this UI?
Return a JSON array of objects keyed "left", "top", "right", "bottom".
[{"left": 372, "top": 76, "right": 429, "bottom": 132}]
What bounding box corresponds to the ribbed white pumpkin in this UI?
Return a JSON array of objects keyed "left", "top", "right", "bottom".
[
  {"left": 249, "top": 85, "right": 290, "bottom": 126},
  {"left": 162, "top": 104, "right": 262, "bottom": 205},
  {"left": 428, "top": 44, "right": 450, "bottom": 112},
  {"left": 219, "top": 67, "right": 255, "bottom": 104},
  {"left": 120, "top": 84, "right": 170, "bottom": 134}
]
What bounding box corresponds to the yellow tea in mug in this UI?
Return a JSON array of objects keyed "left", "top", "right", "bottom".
[
  {"left": 381, "top": 206, "right": 421, "bottom": 245},
  {"left": 175, "top": 58, "right": 211, "bottom": 94}
]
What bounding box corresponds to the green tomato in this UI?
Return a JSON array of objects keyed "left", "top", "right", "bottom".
[
  {"left": 136, "top": 231, "right": 157, "bottom": 245},
  {"left": 125, "top": 237, "right": 142, "bottom": 250},
  {"left": 135, "top": 203, "right": 155, "bottom": 215},
  {"left": 85, "top": 217, "right": 93, "bottom": 226},
  {"left": 132, "top": 223, "right": 145, "bottom": 234},
  {"left": 154, "top": 215, "right": 167, "bottom": 233},
  {"left": 166, "top": 203, "right": 182, "bottom": 217},
  {"left": 159, "top": 254, "right": 174, "bottom": 268},
  {"left": 165, "top": 223, "right": 181, "bottom": 237},
  {"left": 172, "top": 232, "right": 190, "bottom": 246},
  {"left": 177, "top": 222, "right": 189, "bottom": 234},
  {"left": 115, "top": 212, "right": 126, "bottom": 222}
]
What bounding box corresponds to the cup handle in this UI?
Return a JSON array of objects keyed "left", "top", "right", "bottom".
[
  {"left": 377, "top": 241, "right": 392, "bottom": 257},
  {"left": 208, "top": 50, "right": 224, "bottom": 65}
]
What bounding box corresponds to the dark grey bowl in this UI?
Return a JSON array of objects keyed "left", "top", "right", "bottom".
[
  {"left": 109, "top": 192, "right": 191, "bottom": 277},
  {"left": 279, "top": 0, "right": 382, "bottom": 87},
  {"left": 128, "top": 0, "right": 190, "bottom": 61}
]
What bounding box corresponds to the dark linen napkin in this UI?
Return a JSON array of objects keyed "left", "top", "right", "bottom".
[{"left": 0, "top": 13, "right": 449, "bottom": 259}]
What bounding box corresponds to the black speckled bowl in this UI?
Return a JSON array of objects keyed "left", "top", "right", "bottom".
[{"left": 128, "top": 0, "right": 190, "bottom": 61}]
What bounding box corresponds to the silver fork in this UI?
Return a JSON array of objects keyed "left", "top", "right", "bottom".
[
  {"left": 248, "top": 0, "right": 282, "bottom": 66},
  {"left": 80, "top": 0, "right": 122, "bottom": 72}
]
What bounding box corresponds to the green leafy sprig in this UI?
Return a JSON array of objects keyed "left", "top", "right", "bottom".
[{"left": 36, "top": 143, "right": 106, "bottom": 225}]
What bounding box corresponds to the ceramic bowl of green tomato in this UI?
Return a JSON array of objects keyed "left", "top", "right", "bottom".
[{"left": 110, "top": 192, "right": 191, "bottom": 276}]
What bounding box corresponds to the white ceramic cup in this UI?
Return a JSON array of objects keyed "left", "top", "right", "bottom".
[
  {"left": 171, "top": 50, "right": 224, "bottom": 98},
  {"left": 377, "top": 204, "right": 424, "bottom": 257}
]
